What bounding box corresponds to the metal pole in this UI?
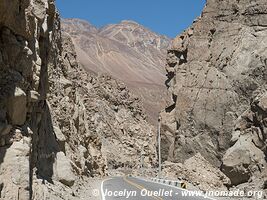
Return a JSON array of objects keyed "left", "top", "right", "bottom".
[
  {"left": 141, "top": 145, "right": 144, "bottom": 177},
  {"left": 158, "top": 116, "right": 162, "bottom": 179}
]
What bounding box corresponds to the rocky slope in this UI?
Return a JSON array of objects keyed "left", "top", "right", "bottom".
[
  {"left": 161, "top": 0, "right": 267, "bottom": 193},
  {"left": 62, "top": 19, "right": 171, "bottom": 124},
  {"left": 0, "top": 0, "right": 156, "bottom": 199},
  {"left": 50, "top": 32, "right": 157, "bottom": 176}
]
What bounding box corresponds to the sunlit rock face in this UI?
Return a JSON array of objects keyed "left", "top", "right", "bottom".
[
  {"left": 162, "top": 0, "right": 267, "bottom": 188},
  {"left": 0, "top": 0, "right": 103, "bottom": 199},
  {"left": 0, "top": 1, "right": 158, "bottom": 199}
]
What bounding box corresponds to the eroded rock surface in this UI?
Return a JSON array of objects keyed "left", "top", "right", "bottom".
[
  {"left": 222, "top": 93, "right": 267, "bottom": 186},
  {"left": 0, "top": 0, "right": 61, "bottom": 198},
  {"left": 162, "top": 0, "right": 267, "bottom": 189},
  {"left": 50, "top": 33, "right": 157, "bottom": 177},
  {"left": 0, "top": 0, "right": 157, "bottom": 199}
]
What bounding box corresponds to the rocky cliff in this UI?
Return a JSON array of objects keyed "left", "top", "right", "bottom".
[
  {"left": 62, "top": 19, "right": 171, "bottom": 124},
  {"left": 50, "top": 33, "right": 157, "bottom": 177},
  {"left": 0, "top": 0, "right": 61, "bottom": 198},
  {"left": 0, "top": 0, "right": 156, "bottom": 199},
  {"left": 162, "top": 0, "right": 267, "bottom": 191}
]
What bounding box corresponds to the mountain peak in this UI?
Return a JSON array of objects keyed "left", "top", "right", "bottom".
[
  {"left": 62, "top": 18, "right": 98, "bottom": 34},
  {"left": 62, "top": 18, "right": 171, "bottom": 124},
  {"left": 98, "top": 20, "right": 171, "bottom": 51},
  {"left": 120, "top": 20, "right": 140, "bottom": 25}
]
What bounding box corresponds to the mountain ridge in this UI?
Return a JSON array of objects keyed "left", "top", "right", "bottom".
[
  {"left": 64, "top": 18, "right": 171, "bottom": 39},
  {"left": 62, "top": 18, "right": 172, "bottom": 124}
]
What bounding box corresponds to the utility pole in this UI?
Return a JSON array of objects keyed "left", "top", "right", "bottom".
[{"left": 158, "top": 116, "right": 162, "bottom": 179}]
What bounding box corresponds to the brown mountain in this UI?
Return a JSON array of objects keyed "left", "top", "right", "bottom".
[{"left": 62, "top": 18, "right": 171, "bottom": 124}]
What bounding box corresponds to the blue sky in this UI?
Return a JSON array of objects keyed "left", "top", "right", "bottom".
[{"left": 56, "top": 0, "right": 206, "bottom": 38}]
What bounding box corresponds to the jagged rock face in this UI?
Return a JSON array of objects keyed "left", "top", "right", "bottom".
[
  {"left": 0, "top": 0, "right": 104, "bottom": 199},
  {"left": 0, "top": 1, "right": 157, "bottom": 199},
  {"left": 49, "top": 33, "right": 157, "bottom": 177},
  {"left": 62, "top": 19, "right": 171, "bottom": 124},
  {"left": 162, "top": 0, "right": 267, "bottom": 186},
  {"left": 222, "top": 94, "right": 267, "bottom": 186},
  {"left": 47, "top": 33, "right": 106, "bottom": 179},
  {"left": 0, "top": 0, "right": 60, "bottom": 199}
]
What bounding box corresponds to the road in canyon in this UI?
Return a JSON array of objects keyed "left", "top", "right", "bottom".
[{"left": 101, "top": 176, "right": 216, "bottom": 200}]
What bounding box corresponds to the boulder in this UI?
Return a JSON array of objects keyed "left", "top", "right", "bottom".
[
  {"left": 59, "top": 77, "right": 72, "bottom": 89},
  {"left": 257, "top": 94, "right": 267, "bottom": 112},
  {"left": 222, "top": 136, "right": 266, "bottom": 185},
  {"left": 28, "top": 90, "right": 40, "bottom": 103},
  {"left": 54, "top": 152, "right": 75, "bottom": 187},
  {"left": 7, "top": 87, "right": 27, "bottom": 125},
  {"left": 0, "top": 138, "right": 31, "bottom": 199},
  {"left": 163, "top": 153, "right": 230, "bottom": 191},
  {"left": 53, "top": 126, "right": 66, "bottom": 151}
]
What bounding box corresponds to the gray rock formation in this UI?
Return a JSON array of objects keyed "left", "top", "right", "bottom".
[
  {"left": 62, "top": 19, "right": 171, "bottom": 124},
  {"left": 0, "top": 0, "right": 157, "bottom": 199},
  {"left": 50, "top": 32, "right": 157, "bottom": 177},
  {"left": 163, "top": 153, "right": 230, "bottom": 191},
  {"left": 0, "top": 0, "right": 60, "bottom": 198},
  {"left": 162, "top": 0, "right": 267, "bottom": 188},
  {"left": 222, "top": 94, "right": 267, "bottom": 185}
]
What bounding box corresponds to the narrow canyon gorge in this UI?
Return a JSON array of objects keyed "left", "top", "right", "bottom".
[{"left": 0, "top": 0, "right": 266, "bottom": 199}]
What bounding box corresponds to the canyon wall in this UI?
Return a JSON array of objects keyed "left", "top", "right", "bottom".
[
  {"left": 0, "top": 0, "right": 62, "bottom": 198},
  {"left": 162, "top": 0, "right": 267, "bottom": 188},
  {"left": 0, "top": 0, "right": 156, "bottom": 199}
]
